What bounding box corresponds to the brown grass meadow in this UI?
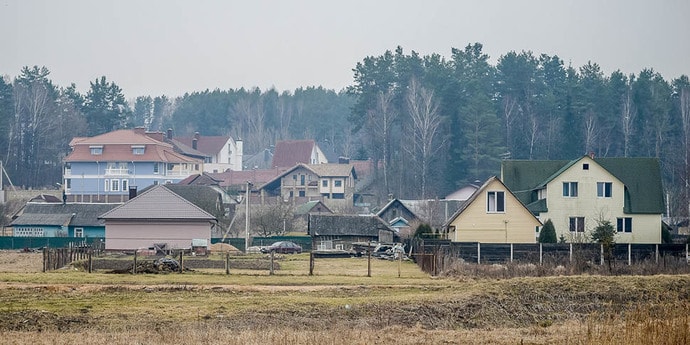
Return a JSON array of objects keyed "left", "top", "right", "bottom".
[{"left": 0, "top": 251, "right": 688, "bottom": 344}]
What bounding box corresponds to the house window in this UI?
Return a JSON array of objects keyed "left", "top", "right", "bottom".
[
  {"left": 583, "top": 163, "right": 589, "bottom": 170},
  {"left": 153, "top": 163, "right": 159, "bottom": 174},
  {"left": 569, "top": 217, "right": 585, "bottom": 232},
  {"left": 300, "top": 175, "right": 305, "bottom": 186},
  {"left": 111, "top": 179, "right": 119, "bottom": 192},
  {"left": 90, "top": 146, "right": 103, "bottom": 155},
  {"left": 132, "top": 146, "right": 145, "bottom": 155},
  {"left": 487, "top": 191, "right": 505, "bottom": 213},
  {"left": 322, "top": 180, "right": 328, "bottom": 187},
  {"left": 334, "top": 180, "right": 342, "bottom": 187},
  {"left": 289, "top": 191, "right": 294, "bottom": 198},
  {"left": 121, "top": 179, "right": 128, "bottom": 191},
  {"left": 617, "top": 217, "right": 632, "bottom": 233},
  {"left": 293, "top": 174, "right": 297, "bottom": 180},
  {"left": 104, "top": 179, "right": 110, "bottom": 192},
  {"left": 298, "top": 190, "right": 305, "bottom": 197},
  {"left": 332, "top": 193, "right": 345, "bottom": 199},
  {"left": 65, "top": 179, "right": 71, "bottom": 189},
  {"left": 74, "top": 228, "right": 83, "bottom": 238},
  {"left": 563, "top": 182, "right": 578, "bottom": 197},
  {"left": 597, "top": 182, "right": 612, "bottom": 198},
  {"left": 153, "top": 180, "right": 159, "bottom": 185}
]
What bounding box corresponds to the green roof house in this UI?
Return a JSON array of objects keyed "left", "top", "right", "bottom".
[{"left": 501, "top": 155, "right": 664, "bottom": 243}]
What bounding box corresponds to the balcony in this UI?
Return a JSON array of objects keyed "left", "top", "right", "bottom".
[{"left": 105, "top": 168, "right": 130, "bottom": 176}]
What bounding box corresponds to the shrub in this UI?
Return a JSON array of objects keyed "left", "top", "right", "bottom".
[{"left": 538, "top": 219, "right": 557, "bottom": 243}]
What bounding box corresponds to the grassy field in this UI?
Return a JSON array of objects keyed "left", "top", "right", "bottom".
[{"left": 0, "top": 251, "right": 688, "bottom": 344}]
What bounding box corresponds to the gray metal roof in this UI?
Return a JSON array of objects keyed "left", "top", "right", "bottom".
[
  {"left": 99, "top": 185, "right": 217, "bottom": 220},
  {"left": 11, "top": 203, "right": 119, "bottom": 227},
  {"left": 309, "top": 214, "right": 394, "bottom": 237}
]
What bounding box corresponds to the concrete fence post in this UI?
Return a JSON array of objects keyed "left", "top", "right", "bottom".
[
  {"left": 628, "top": 243, "right": 632, "bottom": 266},
  {"left": 477, "top": 243, "right": 481, "bottom": 265},
  {"left": 539, "top": 243, "right": 543, "bottom": 265},
  {"left": 510, "top": 243, "right": 514, "bottom": 263}
]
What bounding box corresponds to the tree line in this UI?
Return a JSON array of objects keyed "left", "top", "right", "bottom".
[{"left": 1, "top": 43, "right": 688, "bottom": 217}]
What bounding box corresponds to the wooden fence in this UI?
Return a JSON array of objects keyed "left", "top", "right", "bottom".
[{"left": 42, "top": 243, "right": 97, "bottom": 272}]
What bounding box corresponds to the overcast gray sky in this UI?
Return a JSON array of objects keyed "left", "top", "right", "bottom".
[{"left": 1, "top": 0, "right": 688, "bottom": 99}]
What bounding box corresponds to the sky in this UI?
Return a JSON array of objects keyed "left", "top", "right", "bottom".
[{"left": 1, "top": 0, "right": 688, "bottom": 100}]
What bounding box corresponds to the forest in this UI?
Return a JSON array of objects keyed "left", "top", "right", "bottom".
[{"left": 1, "top": 43, "right": 689, "bottom": 216}]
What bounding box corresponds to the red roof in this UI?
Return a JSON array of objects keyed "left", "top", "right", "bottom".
[
  {"left": 271, "top": 140, "right": 315, "bottom": 168},
  {"left": 209, "top": 168, "right": 286, "bottom": 188},
  {"left": 176, "top": 135, "right": 232, "bottom": 156},
  {"left": 64, "top": 129, "right": 201, "bottom": 163}
]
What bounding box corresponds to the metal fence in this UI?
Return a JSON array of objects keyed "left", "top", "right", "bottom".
[
  {"left": 0, "top": 236, "right": 313, "bottom": 252},
  {"left": 413, "top": 240, "right": 689, "bottom": 275}
]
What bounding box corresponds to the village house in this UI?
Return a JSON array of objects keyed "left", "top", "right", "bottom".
[
  {"left": 271, "top": 140, "right": 328, "bottom": 168},
  {"left": 442, "top": 176, "right": 542, "bottom": 243},
  {"left": 501, "top": 155, "right": 664, "bottom": 243},
  {"left": 11, "top": 202, "right": 118, "bottom": 238},
  {"left": 259, "top": 163, "right": 357, "bottom": 211},
  {"left": 63, "top": 128, "right": 203, "bottom": 203},
  {"left": 99, "top": 185, "right": 217, "bottom": 251},
  {"left": 308, "top": 214, "right": 396, "bottom": 250}
]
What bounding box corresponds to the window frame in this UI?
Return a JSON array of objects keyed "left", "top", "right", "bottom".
[
  {"left": 597, "top": 182, "right": 612, "bottom": 198},
  {"left": 74, "top": 227, "right": 84, "bottom": 238},
  {"left": 486, "top": 191, "right": 506, "bottom": 213},
  {"left": 617, "top": 217, "right": 633, "bottom": 233},
  {"left": 563, "top": 182, "right": 578, "bottom": 197},
  {"left": 569, "top": 216, "right": 585, "bottom": 232},
  {"left": 334, "top": 180, "right": 342, "bottom": 187}
]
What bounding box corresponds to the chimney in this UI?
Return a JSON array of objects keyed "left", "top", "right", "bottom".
[
  {"left": 192, "top": 138, "right": 198, "bottom": 150},
  {"left": 588, "top": 151, "right": 595, "bottom": 159},
  {"left": 128, "top": 186, "right": 138, "bottom": 200},
  {"left": 194, "top": 131, "right": 200, "bottom": 140},
  {"left": 133, "top": 127, "right": 146, "bottom": 135},
  {"left": 338, "top": 156, "right": 350, "bottom": 164},
  {"left": 167, "top": 128, "right": 173, "bottom": 140}
]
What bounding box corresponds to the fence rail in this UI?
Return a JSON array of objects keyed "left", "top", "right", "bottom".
[{"left": 413, "top": 240, "right": 690, "bottom": 275}]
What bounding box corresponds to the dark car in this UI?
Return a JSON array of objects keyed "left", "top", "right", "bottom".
[{"left": 260, "top": 241, "right": 303, "bottom": 254}]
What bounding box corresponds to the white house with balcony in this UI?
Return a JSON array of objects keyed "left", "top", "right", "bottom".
[{"left": 63, "top": 128, "right": 203, "bottom": 203}]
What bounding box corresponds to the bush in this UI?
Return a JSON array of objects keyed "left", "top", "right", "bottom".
[{"left": 538, "top": 219, "right": 557, "bottom": 243}]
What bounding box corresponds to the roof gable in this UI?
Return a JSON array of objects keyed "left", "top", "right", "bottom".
[
  {"left": 176, "top": 136, "right": 232, "bottom": 155},
  {"left": 501, "top": 156, "right": 664, "bottom": 214},
  {"left": 100, "top": 185, "right": 216, "bottom": 220},
  {"left": 272, "top": 140, "right": 316, "bottom": 168},
  {"left": 443, "top": 176, "right": 541, "bottom": 228},
  {"left": 293, "top": 200, "right": 333, "bottom": 215}
]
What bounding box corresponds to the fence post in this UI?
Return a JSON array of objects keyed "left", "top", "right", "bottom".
[
  {"left": 225, "top": 252, "right": 230, "bottom": 275},
  {"left": 569, "top": 243, "right": 573, "bottom": 264},
  {"left": 367, "top": 241, "right": 372, "bottom": 277},
  {"left": 42, "top": 247, "right": 47, "bottom": 272},
  {"left": 655, "top": 244, "right": 659, "bottom": 264},
  {"left": 133, "top": 251, "right": 137, "bottom": 274},
  {"left": 686, "top": 243, "right": 689, "bottom": 264},
  {"left": 179, "top": 251, "right": 184, "bottom": 273},
  {"left": 88, "top": 249, "right": 92, "bottom": 273},
  {"left": 510, "top": 243, "right": 513, "bottom": 263},
  {"left": 628, "top": 243, "right": 632, "bottom": 266},
  {"left": 539, "top": 243, "right": 543, "bottom": 265},
  {"left": 477, "top": 243, "right": 481, "bottom": 265},
  {"left": 600, "top": 244, "right": 604, "bottom": 266},
  {"left": 269, "top": 250, "right": 275, "bottom": 275}
]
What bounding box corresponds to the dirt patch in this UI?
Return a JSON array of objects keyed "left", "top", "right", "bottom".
[
  {"left": 0, "top": 251, "right": 42, "bottom": 273},
  {"left": 0, "top": 310, "right": 90, "bottom": 331}
]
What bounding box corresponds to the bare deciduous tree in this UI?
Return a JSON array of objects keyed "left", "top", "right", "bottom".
[
  {"left": 366, "top": 89, "right": 397, "bottom": 198},
  {"left": 405, "top": 78, "right": 444, "bottom": 199}
]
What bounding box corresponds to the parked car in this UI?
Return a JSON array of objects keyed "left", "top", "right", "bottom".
[{"left": 260, "top": 241, "right": 302, "bottom": 254}]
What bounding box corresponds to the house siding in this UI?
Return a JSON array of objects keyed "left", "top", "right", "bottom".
[
  {"left": 448, "top": 179, "right": 540, "bottom": 243},
  {"left": 105, "top": 220, "right": 211, "bottom": 250},
  {"left": 541, "top": 157, "right": 661, "bottom": 243}
]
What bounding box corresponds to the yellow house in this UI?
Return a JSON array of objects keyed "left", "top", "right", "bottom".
[
  {"left": 501, "top": 156, "right": 664, "bottom": 243},
  {"left": 443, "top": 176, "right": 542, "bottom": 243}
]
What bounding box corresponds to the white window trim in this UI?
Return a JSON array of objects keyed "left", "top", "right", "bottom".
[{"left": 487, "top": 191, "right": 506, "bottom": 213}]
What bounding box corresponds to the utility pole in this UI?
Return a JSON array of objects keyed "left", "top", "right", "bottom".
[{"left": 245, "top": 181, "right": 252, "bottom": 253}]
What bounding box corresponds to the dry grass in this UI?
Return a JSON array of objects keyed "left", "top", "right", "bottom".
[
  {"left": 0, "top": 251, "right": 689, "bottom": 344},
  {"left": 0, "top": 251, "right": 42, "bottom": 273}
]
